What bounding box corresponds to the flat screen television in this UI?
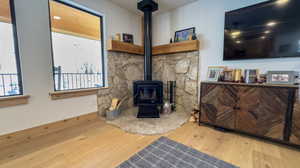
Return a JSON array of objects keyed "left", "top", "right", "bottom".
[{"left": 224, "top": 0, "right": 300, "bottom": 60}]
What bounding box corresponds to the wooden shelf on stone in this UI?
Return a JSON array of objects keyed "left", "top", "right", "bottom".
[
  {"left": 107, "top": 40, "right": 200, "bottom": 56},
  {"left": 107, "top": 40, "right": 143, "bottom": 55},
  {"left": 152, "top": 40, "right": 199, "bottom": 56}
]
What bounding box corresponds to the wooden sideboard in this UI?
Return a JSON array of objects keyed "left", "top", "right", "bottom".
[
  {"left": 291, "top": 93, "right": 300, "bottom": 144},
  {"left": 200, "top": 82, "right": 300, "bottom": 147}
]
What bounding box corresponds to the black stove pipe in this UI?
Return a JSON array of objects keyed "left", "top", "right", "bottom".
[
  {"left": 138, "top": 0, "right": 158, "bottom": 81},
  {"left": 143, "top": 9, "right": 152, "bottom": 80}
]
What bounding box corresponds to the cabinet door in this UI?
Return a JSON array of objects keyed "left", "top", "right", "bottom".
[
  {"left": 200, "top": 84, "right": 238, "bottom": 129},
  {"left": 290, "top": 89, "right": 300, "bottom": 145},
  {"left": 236, "top": 86, "right": 288, "bottom": 140}
]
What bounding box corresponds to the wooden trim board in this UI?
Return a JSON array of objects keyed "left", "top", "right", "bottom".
[
  {"left": 50, "top": 87, "right": 108, "bottom": 100},
  {"left": 153, "top": 40, "right": 199, "bottom": 56},
  {"left": 201, "top": 81, "right": 299, "bottom": 88},
  {"left": 107, "top": 40, "right": 199, "bottom": 56},
  {"left": 107, "top": 40, "right": 144, "bottom": 55},
  {"left": 0, "top": 95, "right": 30, "bottom": 108},
  {"left": 0, "top": 112, "right": 99, "bottom": 148}
]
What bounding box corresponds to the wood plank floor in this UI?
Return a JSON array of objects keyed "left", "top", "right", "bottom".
[{"left": 0, "top": 118, "right": 300, "bottom": 168}]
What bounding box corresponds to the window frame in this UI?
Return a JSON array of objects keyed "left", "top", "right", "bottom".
[
  {"left": 0, "top": 0, "right": 24, "bottom": 97},
  {"left": 47, "top": 0, "right": 106, "bottom": 92}
]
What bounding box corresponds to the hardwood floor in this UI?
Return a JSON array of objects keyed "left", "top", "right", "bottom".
[{"left": 0, "top": 118, "right": 299, "bottom": 168}]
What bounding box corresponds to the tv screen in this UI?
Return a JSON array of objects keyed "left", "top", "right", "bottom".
[{"left": 224, "top": 0, "right": 300, "bottom": 60}]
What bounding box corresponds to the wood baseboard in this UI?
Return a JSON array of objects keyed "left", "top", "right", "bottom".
[{"left": 0, "top": 112, "right": 100, "bottom": 148}]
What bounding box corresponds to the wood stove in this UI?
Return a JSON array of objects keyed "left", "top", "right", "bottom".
[
  {"left": 133, "top": 81, "right": 163, "bottom": 118},
  {"left": 133, "top": 0, "right": 163, "bottom": 118}
]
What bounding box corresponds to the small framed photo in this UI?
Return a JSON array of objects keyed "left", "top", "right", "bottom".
[
  {"left": 122, "top": 33, "right": 134, "bottom": 44},
  {"left": 207, "top": 66, "right": 226, "bottom": 82},
  {"left": 267, "top": 71, "right": 296, "bottom": 85},
  {"left": 223, "top": 69, "right": 234, "bottom": 82},
  {"left": 174, "top": 27, "right": 195, "bottom": 43}
]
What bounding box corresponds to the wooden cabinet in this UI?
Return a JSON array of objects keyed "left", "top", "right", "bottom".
[
  {"left": 200, "top": 82, "right": 298, "bottom": 144},
  {"left": 200, "top": 84, "right": 238, "bottom": 129},
  {"left": 291, "top": 90, "right": 300, "bottom": 145}
]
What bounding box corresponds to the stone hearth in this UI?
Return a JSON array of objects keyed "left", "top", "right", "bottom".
[
  {"left": 97, "top": 50, "right": 199, "bottom": 130},
  {"left": 153, "top": 51, "right": 199, "bottom": 114},
  {"left": 97, "top": 52, "right": 144, "bottom": 116}
]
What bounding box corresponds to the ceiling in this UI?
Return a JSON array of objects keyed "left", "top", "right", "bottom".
[
  {"left": 0, "top": 0, "right": 101, "bottom": 40},
  {"left": 110, "top": 0, "right": 198, "bottom": 15}
]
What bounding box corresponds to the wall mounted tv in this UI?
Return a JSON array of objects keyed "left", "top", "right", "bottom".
[{"left": 224, "top": 0, "right": 300, "bottom": 60}]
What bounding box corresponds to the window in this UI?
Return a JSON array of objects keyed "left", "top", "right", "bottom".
[
  {"left": 298, "top": 40, "right": 300, "bottom": 53},
  {"left": 0, "top": 0, "right": 23, "bottom": 97},
  {"left": 49, "top": 0, "right": 105, "bottom": 91}
]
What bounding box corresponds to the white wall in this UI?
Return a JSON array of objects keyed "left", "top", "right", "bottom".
[
  {"left": 154, "top": 0, "right": 300, "bottom": 80},
  {"left": 153, "top": 12, "right": 172, "bottom": 45},
  {"left": 0, "top": 0, "right": 141, "bottom": 135}
]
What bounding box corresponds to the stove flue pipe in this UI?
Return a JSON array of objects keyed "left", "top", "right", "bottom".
[{"left": 138, "top": 0, "right": 158, "bottom": 81}]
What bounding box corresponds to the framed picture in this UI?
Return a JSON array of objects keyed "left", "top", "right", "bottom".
[
  {"left": 207, "top": 66, "right": 226, "bottom": 82},
  {"left": 122, "top": 33, "right": 134, "bottom": 44},
  {"left": 223, "top": 69, "right": 234, "bottom": 82},
  {"left": 267, "top": 71, "right": 296, "bottom": 85},
  {"left": 244, "top": 69, "right": 259, "bottom": 83},
  {"left": 233, "top": 69, "right": 242, "bottom": 82},
  {"left": 174, "top": 27, "right": 195, "bottom": 42}
]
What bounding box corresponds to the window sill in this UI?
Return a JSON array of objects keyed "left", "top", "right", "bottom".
[
  {"left": 0, "top": 95, "right": 30, "bottom": 108},
  {"left": 50, "top": 87, "right": 108, "bottom": 100}
]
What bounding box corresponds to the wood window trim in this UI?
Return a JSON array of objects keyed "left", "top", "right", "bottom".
[
  {"left": 0, "top": 95, "right": 30, "bottom": 108},
  {"left": 50, "top": 87, "right": 109, "bottom": 100}
]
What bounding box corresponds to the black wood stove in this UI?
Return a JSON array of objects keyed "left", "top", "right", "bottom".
[{"left": 133, "top": 0, "right": 163, "bottom": 118}]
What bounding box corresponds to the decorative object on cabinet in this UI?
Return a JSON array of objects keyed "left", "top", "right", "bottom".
[
  {"left": 223, "top": 69, "right": 234, "bottom": 82},
  {"left": 174, "top": 27, "right": 195, "bottom": 42},
  {"left": 258, "top": 74, "right": 267, "bottom": 83},
  {"left": 207, "top": 66, "right": 226, "bottom": 82},
  {"left": 267, "top": 71, "right": 296, "bottom": 85},
  {"left": 244, "top": 69, "right": 258, "bottom": 83},
  {"left": 233, "top": 69, "right": 242, "bottom": 82},
  {"left": 115, "top": 33, "right": 121, "bottom": 41},
  {"left": 122, "top": 33, "right": 134, "bottom": 44},
  {"left": 200, "top": 82, "right": 300, "bottom": 148},
  {"left": 295, "top": 73, "right": 300, "bottom": 85}
]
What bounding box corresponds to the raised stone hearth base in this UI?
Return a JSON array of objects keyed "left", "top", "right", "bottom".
[{"left": 106, "top": 105, "right": 189, "bottom": 135}]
